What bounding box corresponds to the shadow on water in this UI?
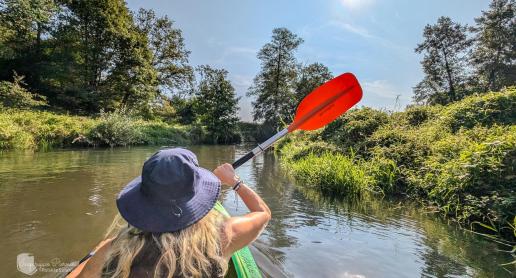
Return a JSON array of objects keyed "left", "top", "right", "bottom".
[{"left": 0, "top": 146, "right": 513, "bottom": 277}]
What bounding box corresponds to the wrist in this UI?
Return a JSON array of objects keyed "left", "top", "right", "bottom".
[{"left": 232, "top": 179, "right": 243, "bottom": 191}]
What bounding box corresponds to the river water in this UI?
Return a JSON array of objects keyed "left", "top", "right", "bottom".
[{"left": 0, "top": 146, "right": 512, "bottom": 277}]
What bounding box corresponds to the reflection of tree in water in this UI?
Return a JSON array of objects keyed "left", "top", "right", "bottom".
[{"left": 296, "top": 187, "right": 513, "bottom": 277}]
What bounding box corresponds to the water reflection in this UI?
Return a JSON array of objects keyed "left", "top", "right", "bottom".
[{"left": 0, "top": 146, "right": 512, "bottom": 278}]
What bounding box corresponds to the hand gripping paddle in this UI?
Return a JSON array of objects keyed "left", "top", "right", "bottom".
[{"left": 232, "top": 72, "right": 363, "bottom": 169}]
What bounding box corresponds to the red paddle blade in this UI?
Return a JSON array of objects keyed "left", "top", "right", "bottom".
[{"left": 288, "top": 73, "right": 362, "bottom": 132}]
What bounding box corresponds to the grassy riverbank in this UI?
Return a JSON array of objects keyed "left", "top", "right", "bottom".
[
  {"left": 0, "top": 109, "right": 195, "bottom": 150},
  {"left": 278, "top": 87, "right": 516, "bottom": 240}
]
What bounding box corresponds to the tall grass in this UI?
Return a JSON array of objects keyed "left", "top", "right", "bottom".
[{"left": 0, "top": 109, "right": 191, "bottom": 150}]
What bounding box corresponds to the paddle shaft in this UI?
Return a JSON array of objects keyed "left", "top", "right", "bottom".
[{"left": 232, "top": 128, "right": 288, "bottom": 169}]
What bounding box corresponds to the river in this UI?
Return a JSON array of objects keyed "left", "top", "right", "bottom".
[{"left": 0, "top": 146, "right": 512, "bottom": 277}]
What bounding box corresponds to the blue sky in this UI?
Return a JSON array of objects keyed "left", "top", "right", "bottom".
[{"left": 126, "top": 0, "right": 490, "bottom": 121}]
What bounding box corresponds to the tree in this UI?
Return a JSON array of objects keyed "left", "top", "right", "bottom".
[
  {"left": 248, "top": 28, "right": 303, "bottom": 130},
  {"left": 135, "top": 8, "right": 193, "bottom": 97},
  {"left": 195, "top": 65, "right": 240, "bottom": 144},
  {"left": 295, "top": 63, "right": 333, "bottom": 104},
  {"left": 49, "top": 0, "right": 158, "bottom": 114},
  {"left": 471, "top": 0, "right": 516, "bottom": 91},
  {"left": 0, "top": 0, "right": 58, "bottom": 87},
  {"left": 414, "top": 17, "right": 472, "bottom": 105}
]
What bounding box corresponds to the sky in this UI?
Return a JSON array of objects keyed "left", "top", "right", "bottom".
[{"left": 126, "top": 0, "right": 490, "bottom": 122}]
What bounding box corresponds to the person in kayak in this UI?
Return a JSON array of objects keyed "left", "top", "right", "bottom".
[{"left": 67, "top": 148, "right": 271, "bottom": 278}]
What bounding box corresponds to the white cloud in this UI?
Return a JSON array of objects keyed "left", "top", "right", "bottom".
[
  {"left": 339, "top": 0, "right": 375, "bottom": 11},
  {"left": 330, "top": 21, "right": 373, "bottom": 39}
]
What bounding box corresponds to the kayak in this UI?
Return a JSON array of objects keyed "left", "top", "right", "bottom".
[{"left": 213, "top": 201, "right": 262, "bottom": 278}]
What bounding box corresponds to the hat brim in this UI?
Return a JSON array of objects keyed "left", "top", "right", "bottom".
[{"left": 116, "top": 167, "right": 221, "bottom": 233}]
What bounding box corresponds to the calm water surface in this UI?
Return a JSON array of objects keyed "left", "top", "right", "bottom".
[{"left": 0, "top": 146, "right": 513, "bottom": 277}]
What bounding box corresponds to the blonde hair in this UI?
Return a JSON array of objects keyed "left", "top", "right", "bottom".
[{"left": 101, "top": 210, "right": 228, "bottom": 278}]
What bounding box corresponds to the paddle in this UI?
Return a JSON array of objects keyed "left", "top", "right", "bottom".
[{"left": 232, "top": 72, "right": 363, "bottom": 169}]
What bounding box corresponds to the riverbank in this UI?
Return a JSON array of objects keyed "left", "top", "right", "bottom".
[
  {"left": 0, "top": 109, "right": 195, "bottom": 150},
  {"left": 278, "top": 87, "right": 516, "bottom": 241}
]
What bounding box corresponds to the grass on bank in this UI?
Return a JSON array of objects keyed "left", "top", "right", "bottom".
[
  {"left": 0, "top": 109, "right": 192, "bottom": 150},
  {"left": 278, "top": 87, "right": 516, "bottom": 241}
]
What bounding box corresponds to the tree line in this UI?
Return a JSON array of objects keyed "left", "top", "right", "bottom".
[
  {"left": 0, "top": 0, "right": 242, "bottom": 143},
  {"left": 1, "top": 0, "right": 512, "bottom": 143},
  {"left": 414, "top": 0, "right": 515, "bottom": 105}
]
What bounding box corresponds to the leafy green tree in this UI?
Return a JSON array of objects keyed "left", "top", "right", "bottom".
[
  {"left": 295, "top": 63, "right": 332, "bottom": 105},
  {"left": 195, "top": 65, "right": 240, "bottom": 144},
  {"left": 49, "top": 0, "right": 157, "bottom": 114},
  {"left": 248, "top": 28, "right": 303, "bottom": 130},
  {"left": 471, "top": 0, "right": 516, "bottom": 91},
  {"left": 0, "top": 0, "right": 58, "bottom": 87},
  {"left": 414, "top": 17, "right": 472, "bottom": 105},
  {"left": 135, "top": 8, "right": 193, "bottom": 97}
]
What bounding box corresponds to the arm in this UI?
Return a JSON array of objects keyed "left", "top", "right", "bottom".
[{"left": 213, "top": 163, "right": 271, "bottom": 257}]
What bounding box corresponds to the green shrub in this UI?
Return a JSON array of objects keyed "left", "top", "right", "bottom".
[
  {"left": 320, "top": 107, "right": 389, "bottom": 154},
  {"left": 410, "top": 125, "right": 516, "bottom": 229},
  {"left": 0, "top": 117, "right": 34, "bottom": 149},
  {"left": 0, "top": 73, "right": 47, "bottom": 109},
  {"left": 138, "top": 122, "right": 189, "bottom": 146},
  {"left": 286, "top": 151, "right": 369, "bottom": 196},
  {"left": 87, "top": 111, "right": 143, "bottom": 147},
  {"left": 394, "top": 104, "right": 440, "bottom": 126},
  {"left": 437, "top": 87, "right": 516, "bottom": 132}
]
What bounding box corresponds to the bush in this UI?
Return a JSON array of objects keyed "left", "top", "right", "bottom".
[
  {"left": 408, "top": 125, "right": 516, "bottom": 232},
  {"left": 138, "top": 122, "right": 189, "bottom": 146},
  {"left": 0, "top": 73, "right": 47, "bottom": 109},
  {"left": 436, "top": 87, "right": 516, "bottom": 132},
  {"left": 87, "top": 111, "right": 143, "bottom": 147},
  {"left": 320, "top": 107, "right": 389, "bottom": 154}
]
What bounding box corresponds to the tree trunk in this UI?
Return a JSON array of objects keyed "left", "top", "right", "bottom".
[{"left": 442, "top": 48, "right": 456, "bottom": 101}]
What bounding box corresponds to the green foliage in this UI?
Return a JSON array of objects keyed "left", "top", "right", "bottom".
[
  {"left": 285, "top": 151, "right": 369, "bottom": 196},
  {"left": 87, "top": 111, "right": 143, "bottom": 147},
  {"left": 248, "top": 28, "right": 303, "bottom": 130},
  {"left": 436, "top": 87, "right": 516, "bottom": 131},
  {"left": 0, "top": 0, "right": 199, "bottom": 117},
  {"left": 295, "top": 63, "right": 333, "bottom": 101},
  {"left": 0, "top": 109, "right": 95, "bottom": 150},
  {"left": 414, "top": 16, "right": 472, "bottom": 105},
  {"left": 471, "top": 0, "right": 516, "bottom": 91},
  {"left": 135, "top": 8, "right": 193, "bottom": 96},
  {"left": 0, "top": 109, "right": 191, "bottom": 150},
  {"left": 278, "top": 88, "right": 516, "bottom": 240},
  {"left": 320, "top": 107, "right": 389, "bottom": 154},
  {"left": 135, "top": 121, "right": 189, "bottom": 146},
  {"left": 194, "top": 65, "right": 241, "bottom": 144},
  {"left": 0, "top": 73, "right": 47, "bottom": 108},
  {"left": 410, "top": 125, "right": 516, "bottom": 230}
]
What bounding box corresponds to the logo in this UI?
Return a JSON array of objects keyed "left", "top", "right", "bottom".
[{"left": 17, "top": 253, "right": 37, "bottom": 276}]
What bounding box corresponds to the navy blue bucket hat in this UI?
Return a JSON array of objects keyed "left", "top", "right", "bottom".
[{"left": 116, "top": 148, "right": 221, "bottom": 233}]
